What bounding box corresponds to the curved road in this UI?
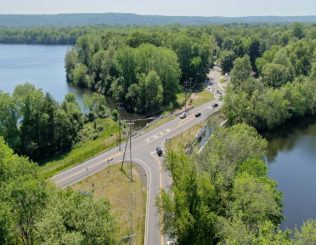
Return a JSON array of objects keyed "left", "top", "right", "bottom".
[{"left": 52, "top": 69, "right": 225, "bottom": 245}]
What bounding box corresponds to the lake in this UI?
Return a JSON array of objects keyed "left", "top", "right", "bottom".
[
  {"left": 266, "top": 117, "right": 316, "bottom": 230},
  {"left": 0, "top": 44, "right": 91, "bottom": 104},
  {"left": 0, "top": 44, "right": 151, "bottom": 125}
]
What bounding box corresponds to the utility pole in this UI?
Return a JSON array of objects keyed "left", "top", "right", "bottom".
[
  {"left": 107, "top": 158, "right": 113, "bottom": 174},
  {"left": 128, "top": 122, "right": 134, "bottom": 182},
  {"left": 184, "top": 77, "right": 193, "bottom": 112},
  {"left": 120, "top": 121, "right": 135, "bottom": 173},
  {"left": 116, "top": 103, "right": 123, "bottom": 151},
  {"left": 119, "top": 118, "right": 157, "bottom": 244},
  {"left": 120, "top": 121, "right": 135, "bottom": 244},
  {"left": 118, "top": 119, "right": 121, "bottom": 151},
  {"left": 121, "top": 129, "right": 129, "bottom": 170}
]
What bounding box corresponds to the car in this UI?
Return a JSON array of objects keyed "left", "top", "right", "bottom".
[
  {"left": 212, "top": 103, "right": 219, "bottom": 108},
  {"left": 156, "top": 147, "right": 163, "bottom": 156},
  {"left": 180, "top": 112, "right": 187, "bottom": 119},
  {"left": 195, "top": 112, "right": 201, "bottom": 117},
  {"left": 166, "top": 241, "right": 176, "bottom": 245}
]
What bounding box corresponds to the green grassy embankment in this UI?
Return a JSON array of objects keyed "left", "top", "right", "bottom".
[
  {"left": 72, "top": 163, "right": 146, "bottom": 245},
  {"left": 40, "top": 118, "right": 120, "bottom": 178}
]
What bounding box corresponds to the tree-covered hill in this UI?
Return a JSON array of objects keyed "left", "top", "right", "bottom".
[{"left": 1, "top": 13, "right": 316, "bottom": 27}]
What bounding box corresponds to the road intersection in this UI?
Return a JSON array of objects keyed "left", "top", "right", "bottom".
[{"left": 52, "top": 69, "right": 225, "bottom": 245}]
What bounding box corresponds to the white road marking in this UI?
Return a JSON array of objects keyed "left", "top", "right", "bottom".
[
  {"left": 145, "top": 129, "right": 171, "bottom": 143},
  {"left": 134, "top": 158, "right": 152, "bottom": 245},
  {"left": 149, "top": 152, "right": 164, "bottom": 245},
  {"left": 54, "top": 153, "right": 121, "bottom": 184}
]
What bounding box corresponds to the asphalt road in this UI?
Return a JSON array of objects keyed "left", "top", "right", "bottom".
[{"left": 51, "top": 69, "right": 225, "bottom": 245}]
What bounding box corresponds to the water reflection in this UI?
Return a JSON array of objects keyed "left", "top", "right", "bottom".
[
  {"left": 0, "top": 44, "right": 153, "bottom": 128},
  {"left": 264, "top": 115, "right": 316, "bottom": 162},
  {"left": 265, "top": 115, "right": 316, "bottom": 229}
]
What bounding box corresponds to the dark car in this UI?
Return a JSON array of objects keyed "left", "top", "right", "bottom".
[
  {"left": 195, "top": 112, "right": 201, "bottom": 117},
  {"left": 156, "top": 147, "right": 163, "bottom": 157},
  {"left": 212, "top": 103, "right": 219, "bottom": 108}
]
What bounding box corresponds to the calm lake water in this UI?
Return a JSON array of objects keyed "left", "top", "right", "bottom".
[
  {"left": 266, "top": 117, "right": 316, "bottom": 229},
  {"left": 0, "top": 44, "right": 150, "bottom": 125},
  {"left": 0, "top": 44, "right": 90, "bottom": 103}
]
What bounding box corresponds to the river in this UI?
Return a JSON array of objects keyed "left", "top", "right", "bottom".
[{"left": 266, "top": 116, "right": 316, "bottom": 229}]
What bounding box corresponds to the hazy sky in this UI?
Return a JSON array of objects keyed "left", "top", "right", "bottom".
[{"left": 0, "top": 0, "right": 315, "bottom": 16}]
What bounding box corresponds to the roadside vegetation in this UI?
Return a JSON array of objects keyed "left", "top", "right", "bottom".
[
  {"left": 72, "top": 163, "right": 146, "bottom": 245},
  {"left": 39, "top": 118, "right": 119, "bottom": 178},
  {"left": 159, "top": 123, "right": 316, "bottom": 244},
  {"left": 0, "top": 137, "right": 118, "bottom": 244}
]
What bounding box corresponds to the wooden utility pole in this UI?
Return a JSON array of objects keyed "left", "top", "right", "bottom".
[{"left": 128, "top": 122, "right": 134, "bottom": 182}]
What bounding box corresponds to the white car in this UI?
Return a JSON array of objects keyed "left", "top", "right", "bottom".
[
  {"left": 179, "top": 113, "right": 187, "bottom": 119},
  {"left": 166, "top": 241, "right": 176, "bottom": 245}
]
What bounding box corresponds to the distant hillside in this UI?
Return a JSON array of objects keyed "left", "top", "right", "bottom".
[{"left": 1, "top": 13, "right": 316, "bottom": 27}]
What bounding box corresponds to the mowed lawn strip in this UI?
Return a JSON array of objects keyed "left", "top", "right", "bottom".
[
  {"left": 72, "top": 163, "right": 146, "bottom": 245},
  {"left": 191, "top": 89, "right": 214, "bottom": 108}
]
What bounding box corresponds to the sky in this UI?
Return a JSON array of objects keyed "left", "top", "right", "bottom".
[{"left": 0, "top": 0, "right": 315, "bottom": 17}]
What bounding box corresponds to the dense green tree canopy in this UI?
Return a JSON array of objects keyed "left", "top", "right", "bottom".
[
  {"left": 223, "top": 26, "right": 316, "bottom": 130},
  {"left": 0, "top": 137, "right": 117, "bottom": 244},
  {"left": 65, "top": 27, "right": 218, "bottom": 113},
  {"left": 159, "top": 124, "right": 315, "bottom": 244},
  {"left": 0, "top": 84, "right": 84, "bottom": 161}
]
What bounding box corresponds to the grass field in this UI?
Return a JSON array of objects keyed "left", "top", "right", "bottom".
[
  {"left": 72, "top": 163, "right": 146, "bottom": 245},
  {"left": 39, "top": 118, "right": 120, "bottom": 178},
  {"left": 191, "top": 89, "right": 214, "bottom": 107},
  {"left": 166, "top": 111, "right": 223, "bottom": 153},
  {"left": 167, "top": 122, "right": 205, "bottom": 152}
]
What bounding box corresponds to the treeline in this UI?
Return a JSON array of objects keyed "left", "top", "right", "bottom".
[
  {"left": 0, "top": 27, "right": 92, "bottom": 45},
  {"left": 0, "top": 137, "right": 117, "bottom": 244},
  {"left": 0, "top": 84, "right": 113, "bottom": 162},
  {"left": 65, "top": 28, "right": 216, "bottom": 113},
  {"left": 216, "top": 23, "right": 316, "bottom": 74},
  {"left": 0, "top": 84, "right": 83, "bottom": 161},
  {"left": 159, "top": 123, "right": 316, "bottom": 244},
  {"left": 1, "top": 14, "right": 316, "bottom": 28},
  {"left": 220, "top": 23, "right": 316, "bottom": 130}
]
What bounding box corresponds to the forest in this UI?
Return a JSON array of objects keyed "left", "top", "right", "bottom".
[
  {"left": 0, "top": 83, "right": 112, "bottom": 162},
  {"left": 1, "top": 13, "right": 316, "bottom": 28},
  {"left": 64, "top": 27, "right": 216, "bottom": 113},
  {"left": 64, "top": 23, "right": 316, "bottom": 124},
  {"left": 0, "top": 137, "right": 117, "bottom": 244},
  {"left": 1, "top": 23, "right": 316, "bottom": 244},
  {"left": 223, "top": 23, "right": 316, "bottom": 130},
  {"left": 159, "top": 123, "right": 316, "bottom": 244}
]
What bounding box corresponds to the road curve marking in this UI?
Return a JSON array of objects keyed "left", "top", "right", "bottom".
[
  {"left": 133, "top": 158, "right": 152, "bottom": 245},
  {"left": 149, "top": 152, "right": 164, "bottom": 245}
]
